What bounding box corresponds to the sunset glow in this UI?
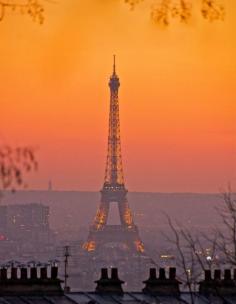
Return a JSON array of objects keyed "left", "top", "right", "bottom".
[{"left": 0, "top": 0, "right": 235, "bottom": 192}]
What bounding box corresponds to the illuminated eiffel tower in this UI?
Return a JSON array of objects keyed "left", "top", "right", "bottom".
[{"left": 83, "top": 56, "right": 144, "bottom": 253}]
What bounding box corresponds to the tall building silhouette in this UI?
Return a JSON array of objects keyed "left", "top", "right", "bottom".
[{"left": 83, "top": 56, "right": 144, "bottom": 253}]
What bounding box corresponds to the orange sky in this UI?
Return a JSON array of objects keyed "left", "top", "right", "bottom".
[{"left": 0, "top": 0, "right": 235, "bottom": 192}]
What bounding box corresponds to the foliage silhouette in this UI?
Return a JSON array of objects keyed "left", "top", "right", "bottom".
[
  {"left": 125, "top": 0, "right": 225, "bottom": 26},
  {"left": 0, "top": 0, "right": 44, "bottom": 24},
  {"left": 0, "top": 1, "right": 225, "bottom": 26},
  {"left": 0, "top": 145, "right": 37, "bottom": 192}
]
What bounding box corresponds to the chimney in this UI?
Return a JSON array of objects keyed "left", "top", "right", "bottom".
[
  {"left": 143, "top": 268, "right": 181, "bottom": 296},
  {"left": 204, "top": 270, "right": 212, "bottom": 282},
  {"left": 222, "top": 269, "right": 234, "bottom": 291},
  {"left": 51, "top": 266, "right": 58, "bottom": 279},
  {"left": 0, "top": 268, "right": 7, "bottom": 281},
  {"left": 11, "top": 268, "right": 18, "bottom": 280},
  {"left": 214, "top": 269, "right": 221, "bottom": 281},
  {"left": 30, "top": 267, "right": 37, "bottom": 280},
  {"left": 224, "top": 269, "right": 232, "bottom": 281},
  {"left": 159, "top": 268, "right": 166, "bottom": 280},
  {"left": 95, "top": 268, "right": 124, "bottom": 294},
  {"left": 169, "top": 268, "right": 176, "bottom": 280},
  {"left": 0, "top": 263, "right": 63, "bottom": 296},
  {"left": 200, "top": 268, "right": 236, "bottom": 296},
  {"left": 111, "top": 268, "right": 119, "bottom": 280},
  {"left": 40, "top": 267, "right": 47, "bottom": 280},
  {"left": 100, "top": 268, "right": 109, "bottom": 280},
  {"left": 20, "top": 268, "right": 28, "bottom": 280},
  {"left": 149, "top": 268, "right": 157, "bottom": 280},
  {"left": 234, "top": 269, "right": 236, "bottom": 281}
]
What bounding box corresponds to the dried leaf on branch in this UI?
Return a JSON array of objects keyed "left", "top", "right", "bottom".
[
  {"left": 124, "top": 0, "right": 225, "bottom": 26},
  {"left": 0, "top": 0, "right": 45, "bottom": 24},
  {"left": 0, "top": 146, "right": 38, "bottom": 191}
]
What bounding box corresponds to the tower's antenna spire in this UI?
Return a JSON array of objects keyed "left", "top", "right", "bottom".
[{"left": 113, "top": 54, "right": 116, "bottom": 75}]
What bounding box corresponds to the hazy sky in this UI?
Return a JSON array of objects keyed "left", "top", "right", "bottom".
[{"left": 0, "top": 0, "right": 235, "bottom": 192}]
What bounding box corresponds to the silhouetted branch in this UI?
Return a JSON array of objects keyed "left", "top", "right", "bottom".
[
  {"left": 0, "top": 145, "right": 38, "bottom": 193},
  {"left": 164, "top": 213, "right": 221, "bottom": 303},
  {"left": 201, "top": 0, "right": 225, "bottom": 21},
  {"left": 0, "top": 0, "right": 45, "bottom": 24},
  {"left": 164, "top": 186, "right": 236, "bottom": 304},
  {"left": 165, "top": 214, "right": 196, "bottom": 304},
  {"left": 0, "top": 0, "right": 225, "bottom": 26},
  {"left": 124, "top": 0, "right": 144, "bottom": 11},
  {"left": 215, "top": 187, "right": 236, "bottom": 266},
  {"left": 125, "top": 0, "right": 225, "bottom": 26}
]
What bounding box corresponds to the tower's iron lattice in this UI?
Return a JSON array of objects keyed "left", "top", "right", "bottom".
[{"left": 83, "top": 56, "right": 144, "bottom": 253}]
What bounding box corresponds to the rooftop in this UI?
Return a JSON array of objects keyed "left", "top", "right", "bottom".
[
  {"left": 1, "top": 265, "right": 236, "bottom": 303},
  {"left": 0, "top": 292, "right": 235, "bottom": 304}
]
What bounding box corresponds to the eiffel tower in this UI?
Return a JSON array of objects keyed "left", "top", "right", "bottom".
[{"left": 83, "top": 56, "right": 144, "bottom": 253}]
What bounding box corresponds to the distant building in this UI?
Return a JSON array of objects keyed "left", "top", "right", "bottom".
[
  {"left": 48, "top": 180, "right": 53, "bottom": 191},
  {"left": 0, "top": 203, "right": 50, "bottom": 242}
]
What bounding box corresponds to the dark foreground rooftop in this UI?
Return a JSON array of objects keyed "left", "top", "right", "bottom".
[
  {"left": 0, "top": 293, "right": 236, "bottom": 304},
  {"left": 1, "top": 266, "right": 236, "bottom": 303}
]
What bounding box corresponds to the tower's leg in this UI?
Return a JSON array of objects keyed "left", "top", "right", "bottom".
[
  {"left": 118, "top": 200, "right": 134, "bottom": 227},
  {"left": 93, "top": 201, "right": 109, "bottom": 229},
  {"left": 83, "top": 201, "right": 109, "bottom": 251},
  {"left": 118, "top": 201, "right": 145, "bottom": 252}
]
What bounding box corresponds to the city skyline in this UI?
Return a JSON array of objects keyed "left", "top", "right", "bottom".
[
  {"left": 0, "top": 1, "right": 235, "bottom": 192},
  {"left": 0, "top": 2, "right": 236, "bottom": 300}
]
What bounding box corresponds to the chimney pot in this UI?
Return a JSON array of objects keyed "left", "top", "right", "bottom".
[
  {"left": 51, "top": 266, "right": 58, "bottom": 279},
  {"left": 149, "top": 268, "right": 157, "bottom": 280},
  {"left": 224, "top": 269, "right": 231, "bottom": 280},
  {"left": 11, "top": 267, "right": 18, "bottom": 280},
  {"left": 159, "top": 268, "right": 166, "bottom": 280},
  {"left": 0, "top": 268, "right": 7, "bottom": 281},
  {"left": 204, "top": 270, "right": 211, "bottom": 282},
  {"left": 214, "top": 269, "right": 221, "bottom": 280},
  {"left": 169, "top": 268, "right": 176, "bottom": 280},
  {"left": 111, "top": 268, "right": 119, "bottom": 280},
  {"left": 101, "top": 268, "right": 108, "bottom": 280},
  {"left": 40, "top": 267, "right": 47, "bottom": 280},
  {"left": 95, "top": 268, "right": 124, "bottom": 294},
  {"left": 30, "top": 267, "right": 37, "bottom": 280},
  {"left": 143, "top": 267, "right": 180, "bottom": 296},
  {"left": 234, "top": 269, "right": 236, "bottom": 280},
  {"left": 20, "top": 268, "right": 28, "bottom": 280}
]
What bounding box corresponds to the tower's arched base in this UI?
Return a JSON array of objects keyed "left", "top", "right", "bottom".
[{"left": 83, "top": 225, "right": 144, "bottom": 253}]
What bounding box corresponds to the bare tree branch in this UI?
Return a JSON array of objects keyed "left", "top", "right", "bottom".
[
  {"left": 215, "top": 188, "right": 236, "bottom": 266},
  {"left": 164, "top": 214, "right": 196, "bottom": 304}
]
